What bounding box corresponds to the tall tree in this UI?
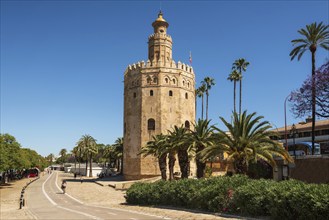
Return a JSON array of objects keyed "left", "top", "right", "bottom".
[
  {"left": 290, "top": 22, "right": 329, "bottom": 154},
  {"left": 78, "top": 135, "right": 98, "bottom": 177},
  {"left": 112, "top": 137, "right": 124, "bottom": 174},
  {"left": 187, "top": 119, "right": 215, "bottom": 178},
  {"left": 227, "top": 70, "right": 241, "bottom": 113},
  {"left": 290, "top": 61, "right": 329, "bottom": 118},
  {"left": 201, "top": 77, "right": 215, "bottom": 120},
  {"left": 201, "top": 111, "right": 293, "bottom": 174},
  {"left": 232, "top": 58, "right": 250, "bottom": 116},
  {"left": 139, "top": 134, "right": 168, "bottom": 180},
  {"left": 196, "top": 84, "right": 206, "bottom": 119},
  {"left": 59, "top": 148, "right": 67, "bottom": 164}
]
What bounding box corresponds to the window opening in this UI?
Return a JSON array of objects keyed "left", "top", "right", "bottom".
[{"left": 148, "top": 119, "right": 155, "bottom": 130}]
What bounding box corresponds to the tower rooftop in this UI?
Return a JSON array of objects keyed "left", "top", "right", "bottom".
[{"left": 152, "top": 11, "right": 169, "bottom": 28}]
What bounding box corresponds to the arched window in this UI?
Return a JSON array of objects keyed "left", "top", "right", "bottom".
[
  {"left": 153, "top": 77, "right": 158, "bottom": 83},
  {"left": 185, "top": 121, "right": 190, "bottom": 129},
  {"left": 183, "top": 81, "right": 185, "bottom": 86},
  {"left": 133, "top": 92, "right": 136, "bottom": 98},
  {"left": 185, "top": 93, "right": 188, "bottom": 99},
  {"left": 150, "top": 90, "right": 154, "bottom": 96},
  {"left": 169, "top": 90, "right": 173, "bottom": 96},
  {"left": 148, "top": 118, "right": 155, "bottom": 130},
  {"left": 165, "top": 78, "right": 169, "bottom": 83},
  {"left": 187, "top": 82, "right": 190, "bottom": 88},
  {"left": 147, "top": 77, "right": 151, "bottom": 84},
  {"left": 173, "top": 79, "right": 176, "bottom": 84}
]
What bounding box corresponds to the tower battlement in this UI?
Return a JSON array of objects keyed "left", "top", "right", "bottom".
[
  {"left": 148, "top": 33, "right": 172, "bottom": 40},
  {"left": 124, "top": 60, "right": 194, "bottom": 76}
]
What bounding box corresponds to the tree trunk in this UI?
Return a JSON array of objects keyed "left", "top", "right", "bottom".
[
  {"left": 201, "top": 95, "right": 204, "bottom": 119},
  {"left": 178, "top": 149, "right": 189, "bottom": 179},
  {"left": 206, "top": 92, "right": 209, "bottom": 120},
  {"left": 168, "top": 152, "right": 176, "bottom": 181},
  {"left": 233, "top": 81, "right": 236, "bottom": 113},
  {"left": 89, "top": 153, "right": 93, "bottom": 177},
  {"left": 85, "top": 160, "right": 88, "bottom": 176},
  {"left": 311, "top": 51, "right": 316, "bottom": 155},
  {"left": 120, "top": 157, "right": 123, "bottom": 175},
  {"left": 239, "top": 79, "right": 242, "bottom": 116},
  {"left": 158, "top": 153, "right": 167, "bottom": 180},
  {"left": 234, "top": 158, "right": 247, "bottom": 174},
  {"left": 196, "top": 159, "right": 206, "bottom": 178}
]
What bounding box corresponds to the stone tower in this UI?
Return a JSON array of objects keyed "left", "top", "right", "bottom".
[{"left": 123, "top": 11, "right": 196, "bottom": 180}]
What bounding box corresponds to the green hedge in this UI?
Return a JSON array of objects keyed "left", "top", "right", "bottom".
[{"left": 125, "top": 175, "right": 329, "bottom": 219}]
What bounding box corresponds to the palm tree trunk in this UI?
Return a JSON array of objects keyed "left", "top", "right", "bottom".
[
  {"left": 234, "top": 158, "right": 247, "bottom": 174},
  {"left": 206, "top": 92, "right": 209, "bottom": 120},
  {"left": 120, "top": 157, "right": 123, "bottom": 174},
  {"left": 196, "top": 145, "right": 206, "bottom": 178},
  {"left": 168, "top": 152, "right": 176, "bottom": 180},
  {"left": 158, "top": 154, "right": 167, "bottom": 180},
  {"left": 178, "top": 149, "right": 189, "bottom": 179},
  {"left": 196, "top": 158, "right": 206, "bottom": 178},
  {"left": 85, "top": 159, "right": 88, "bottom": 176},
  {"left": 89, "top": 153, "right": 93, "bottom": 177},
  {"left": 201, "top": 95, "right": 204, "bottom": 119},
  {"left": 233, "top": 81, "right": 236, "bottom": 113},
  {"left": 311, "top": 51, "right": 316, "bottom": 155},
  {"left": 239, "top": 79, "right": 242, "bottom": 116}
]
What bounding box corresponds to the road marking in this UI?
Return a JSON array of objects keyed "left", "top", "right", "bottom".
[
  {"left": 105, "top": 207, "right": 171, "bottom": 219},
  {"left": 42, "top": 172, "right": 57, "bottom": 206},
  {"left": 55, "top": 172, "right": 84, "bottom": 204},
  {"left": 58, "top": 205, "right": 103, "bottom": 220},
  {"left": 41, "top": 171, "right": 100, "bottom": 220},
  {"left": 107, "top": 212, "right": 118, "bottom": 215}
]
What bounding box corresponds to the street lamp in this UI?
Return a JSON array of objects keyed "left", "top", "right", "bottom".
[{"left": 290, "top": 124, "right": 298, "bottom": 157}]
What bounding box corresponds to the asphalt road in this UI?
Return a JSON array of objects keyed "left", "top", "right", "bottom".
[{"left": 25, "top": 172, "right": 168, "bottom": 220}]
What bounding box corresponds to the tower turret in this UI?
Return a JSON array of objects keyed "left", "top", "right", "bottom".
[{"left": 148, "top": 11, "right": 172, "bottom": 64}]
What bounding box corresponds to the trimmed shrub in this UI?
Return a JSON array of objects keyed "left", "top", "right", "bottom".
[{"left": 125, "top": 176, "right": 329, "bottom": 219}]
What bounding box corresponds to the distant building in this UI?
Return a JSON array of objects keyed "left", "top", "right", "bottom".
[
  {"left": 272, "top": 118, "right": 329, "bottom": 154},
  {"left": 123, "top": 12, "right": 196, "bottom": 180}
]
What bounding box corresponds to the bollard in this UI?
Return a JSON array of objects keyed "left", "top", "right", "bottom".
[{"left": 20, "top": 198, "right": 23, "bottom": 209}]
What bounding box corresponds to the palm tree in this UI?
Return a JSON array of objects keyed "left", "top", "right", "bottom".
[
  {"left": 71, "top": 146, "right": 79, "bottom": 172},
  {"left": 196, "top": 84, "right": 206, "bottom": 119},
  {"left": 227, "top": 70, "right": 241, "bottom": 113},
  {"left": 290, "top": 22, "right": 329, "bottom": 155},
  {"left": 167, "top": 125, "right": 190, "bottom": 179},
  {"left": 201, "top": 111, "right": 293, "bottom": 174},
  {"left": 232, "top": 58, "right": 250, "bottom": 116},
  {"left": 112, "top": 137, "right": 124, "bottom": 174},
  {"left": 187, "top": 119, "right": 216, "bottom": 178},
  {"left": 139, "top": 134, "right": 168, "bottom": 180},
  {"left": 78, "top": 135, "right": 98, "bottom": 177},
  {"left": 201, "top": 77, "right": 215, "bottom": 120}
]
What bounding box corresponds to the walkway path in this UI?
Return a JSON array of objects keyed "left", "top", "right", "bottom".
[{"left": 25, "top": 172, "right": 165, "bottom": 219}]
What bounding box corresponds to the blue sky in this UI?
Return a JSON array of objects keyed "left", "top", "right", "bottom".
[{"left": 1, "top": 0, "right": 328, "bottom": 157}]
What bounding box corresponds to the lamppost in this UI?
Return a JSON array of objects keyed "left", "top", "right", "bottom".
[{"left": 290, "top": 124, "right": 298, "bottom": 157}]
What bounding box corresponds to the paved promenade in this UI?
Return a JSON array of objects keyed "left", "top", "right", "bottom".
[{"left": 1, "top": 171, "right": 240, "bottom": 219}]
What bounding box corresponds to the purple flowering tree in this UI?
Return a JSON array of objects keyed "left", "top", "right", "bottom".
[{"left": 290, "top": 61, "right": 329, "bottom": 118}]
